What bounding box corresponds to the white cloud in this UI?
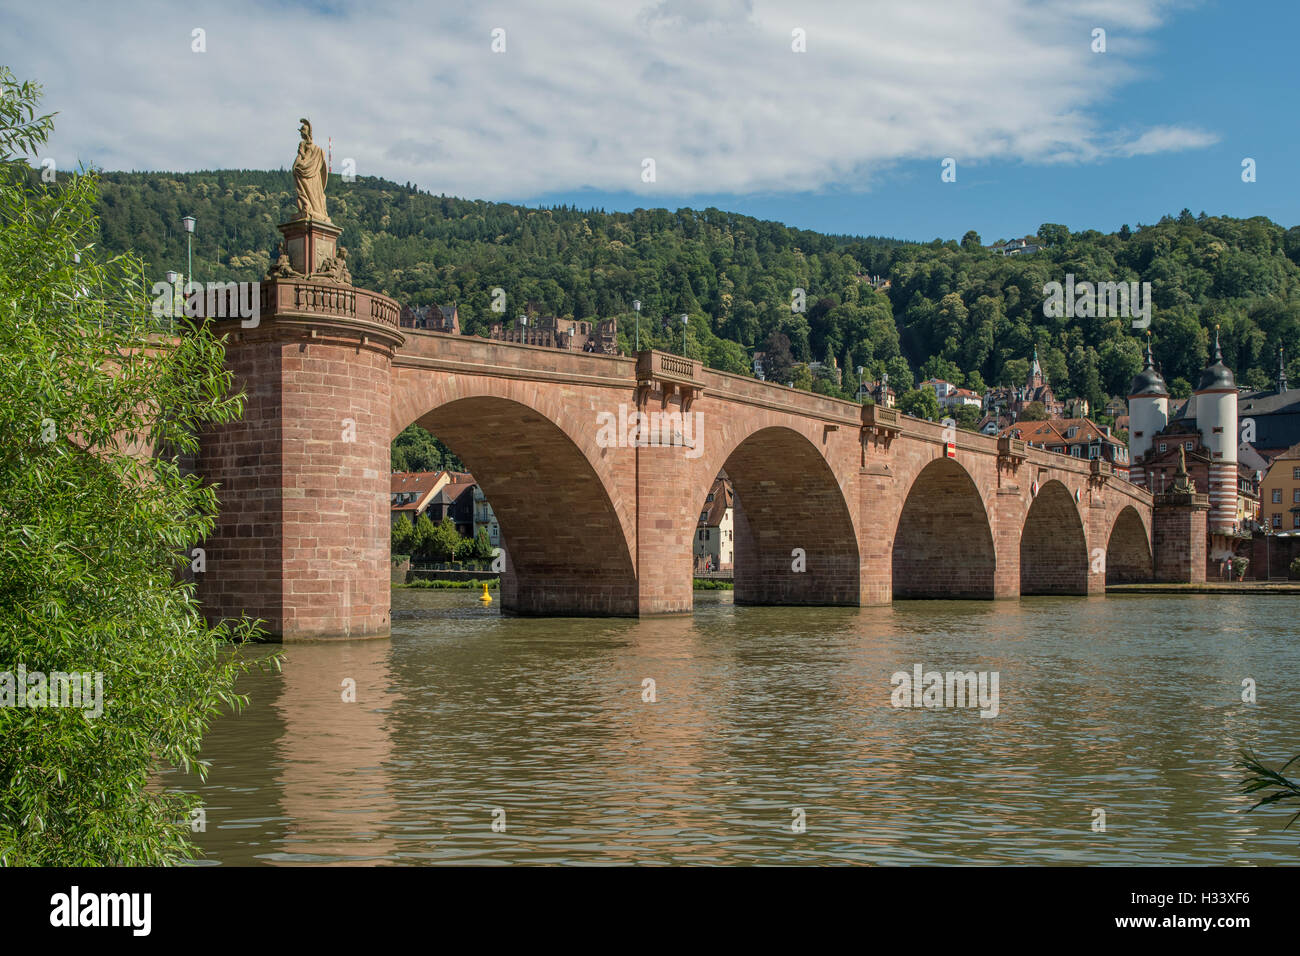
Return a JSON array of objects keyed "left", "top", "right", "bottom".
[
  {"left": 4, "top": 0, "right": 1211, "bottom": 198},
  {"left": 1111, "top": 125, "right": 1220, "bottom": 157}
]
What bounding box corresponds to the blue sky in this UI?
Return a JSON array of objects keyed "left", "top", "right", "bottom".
[{"left": 5, "top": 0, "right": 1297, "bottom": 242}]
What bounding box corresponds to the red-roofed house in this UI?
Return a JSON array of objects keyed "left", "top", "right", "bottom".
[
  {"left": 999, "top": 417, "right": 1130, "bottom": 475},
  {"left": 391, "top": 470, "right": 475, "bottom": 526},
  {"left": 390, "top": 471, "right": 452, "bottom": 526}
]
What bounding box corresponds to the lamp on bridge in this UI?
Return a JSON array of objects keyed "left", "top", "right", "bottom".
[
  {"left": 632, "top": 299, "right": 641, "bottom": 351},
  {"left": 857, "top": 365, "right": 865, "bottom": 403},
  {"left": 165, "top": 270, "right": 180, "bottom": 330},
  {"left": 181, "top": 215, "right": 196, "bottom": 287},
  {"left": 680, "top": 313, "right": 688, "bottom": 356}
]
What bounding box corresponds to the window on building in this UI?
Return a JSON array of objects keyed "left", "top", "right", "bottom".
[
  {"left": 1295, "top": 514, "right": 1300, "bottom": 530},
  {"left": 1294, "top": 489, "right": 1300, "bottom": 504},
  {"left": 1185, "top": 441, "right": 1194, "bottom": 451},
  {"left": 1274, "top": 489, "right": 1283, "bottom": 504},
  {"left": 1159, "top": 442, "right": 1167, "bottom": 453},
  {"left": 1071, "top": 446, "right": 1082, "bottom": 457},
  {"left": 1134, "top": 431, "right": 1143, "bottom": 438},
  {"left": 1212, "top": 426, "right": 1223, "bottom": 433},
  {"left": 1294, "top": 467, "right": 1300, "bottom": 480},
  {"left": 1273, "top": 513, "right": 1282, "bottom": 528}
]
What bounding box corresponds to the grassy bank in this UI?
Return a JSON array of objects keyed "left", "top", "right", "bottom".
[
  {"left": 396, "top": 578, "right": 733, "bottom": 590},
  {"left": 395, "top": 578, "right": 500, "bottom": 589}
]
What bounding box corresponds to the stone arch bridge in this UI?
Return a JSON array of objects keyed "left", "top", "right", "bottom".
[{"left": 197, "top": 278, "right": 1167, "bottom": 641}]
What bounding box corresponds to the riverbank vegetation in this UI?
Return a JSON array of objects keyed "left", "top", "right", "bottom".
[
  {"left": 394, "top": 577, "right": 734, "bottom": 590},
  {"left": 392, "top": 516, "right": 494, "bottom": 563},
  {"left": 0, "top": 70, "right": 267, "bottom": 865},
  {"left": 693, "top": 578, "right": 734, "bottom": 590},
  {"left": 396, "top": 578, "right": 499, "bottom": 589}
]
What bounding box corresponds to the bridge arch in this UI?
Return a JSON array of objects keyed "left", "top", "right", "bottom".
[
  {"left": 706, "top": 425, "right": 860, "bottom": 605},
  {"left": 892, "top": 457, "right": 996, "bottom": 599},
  {"left": 396, "top": 391, "right": 637, "bottom": 615},
  {"left": 1020, "top": 480, "right": 1089, "bottom": 595},
  {"left": 1105, "top": 505, "right": 1153, "bottom": 584}
]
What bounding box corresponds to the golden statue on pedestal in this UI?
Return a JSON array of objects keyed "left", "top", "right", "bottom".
[{"left": 293, "top": 118, "right": 329, "bottom": 222}]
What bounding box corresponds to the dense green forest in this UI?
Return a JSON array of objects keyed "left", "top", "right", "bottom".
[{"left": 90, "top": 169, "right": 1300, "bottom": 414}]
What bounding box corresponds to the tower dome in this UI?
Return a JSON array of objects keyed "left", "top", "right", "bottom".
[
  {"left": 1196, "top": 328, "right": 1235, "bottom": 392},
  {"left": 1128, "top": 340, "right": 1168, "bottom": 397}
]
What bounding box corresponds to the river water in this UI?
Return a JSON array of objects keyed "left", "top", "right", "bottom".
[{"left": 176, "top": 590, "right": 1300, "bottom": 865}]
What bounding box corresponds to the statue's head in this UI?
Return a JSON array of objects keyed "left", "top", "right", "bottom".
[{"left": 298, "top": 118, "right": 312, "bottom": 142}]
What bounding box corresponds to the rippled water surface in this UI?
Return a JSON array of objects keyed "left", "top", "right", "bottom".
[{"left": 176, "top": 590, "right": 1300, "bottom": 864}]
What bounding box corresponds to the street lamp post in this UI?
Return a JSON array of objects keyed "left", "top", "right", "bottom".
[
  {"left": 857, "top": 365, "right": 865, "bottom": 403},
  {"left": 166, "top": 270, "right": 179, "bottom": 330},
  {"left": 632, "top": 300, "right": 641, "bottom": 351},
  {"left": 517, "top": 314, "right": 527, "bottom": 343},
  {"left": 680, "top": 314, "right": 688, "bottom": 356},
  {"left": 181, "top": 216, "right": 196, "bottom": 289}
]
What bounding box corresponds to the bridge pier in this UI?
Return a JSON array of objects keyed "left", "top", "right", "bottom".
[
  {"left": 856, "top": 469, "right": 894, "bottom": 605},
  {"left": 1153, "top": 490, "right": 1209, "bottom": 583},
  {"left": 1085, "top": 496, "right": 1110, "bottom": 595},
  {"left": 498, "top": 567, "right": 640, "bottom": 616},
  {"left": 634, "top": 439, "right": 697, "bottom": 615},
  {"left": 992, "top": 488, "right": 1023, "bottom": 598},
  {"left": 198, "top": 258, "right": 405, "bottom": 641}
]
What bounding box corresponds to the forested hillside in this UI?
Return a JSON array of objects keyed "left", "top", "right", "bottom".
[{"left": 91, "top": 170, "right": 1300, "bottom": 410}]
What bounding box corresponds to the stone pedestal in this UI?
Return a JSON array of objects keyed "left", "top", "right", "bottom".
[
  {"left": 1153, "top": 490, "right": 1209, "bottom": 583},
  {"left": 277, "top": 217, "right": 342, "bottom": 277}
]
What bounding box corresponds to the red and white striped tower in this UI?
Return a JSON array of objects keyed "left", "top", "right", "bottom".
[{"left": 1195, "top": 327, "right": 1238, "bottom": 534}]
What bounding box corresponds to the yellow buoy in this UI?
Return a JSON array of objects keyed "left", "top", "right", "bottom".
[{"left": 479, "top": 581, "right": 493, "bottom": 605}]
